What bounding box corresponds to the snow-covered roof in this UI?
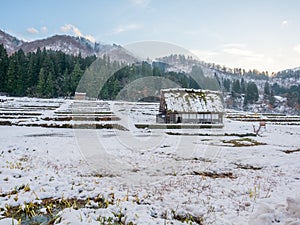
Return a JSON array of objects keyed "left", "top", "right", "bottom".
[
  {"left": 161, "top": 88, "right": 224, "bottom": 113},
  {"left": 274, "top": 95, "right": 286, "bottom": 102}
]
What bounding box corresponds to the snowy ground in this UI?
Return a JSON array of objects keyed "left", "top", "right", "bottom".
[{"left": 0, "top": 97, "right": 300, "bottom": 225}]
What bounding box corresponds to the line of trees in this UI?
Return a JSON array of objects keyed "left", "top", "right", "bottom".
[
  {"left": 0, "top": 44, "right": 96, "bottom": 98},
  {"left": 221, "top": 77, "right": 260, "bottom": 105},
  {"left": 222, "top": 76, "right": 300, "bottom": 109},
  {"left": 1, "top": 44, "right": 298, "bottom": 109},
  {"left": 0, "top": 45, "right": 219, "bottom": 100},
  {"left": 202, "top": 62, "right": 272, "bottom": 79},
  {"left": 272, "top": 82, "right": 300, "bottom": 107},
  {"left": 82, "top": 62, "right": 219, "bottom": 100}
]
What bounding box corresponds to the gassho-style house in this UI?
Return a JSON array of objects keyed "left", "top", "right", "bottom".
[{"left": 156, "top": 88, "right": 225, "bottom": 125}]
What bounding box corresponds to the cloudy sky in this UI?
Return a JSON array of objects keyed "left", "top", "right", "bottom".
[{"left": 1, "top": 0, "right": 300, "bottom": 72}]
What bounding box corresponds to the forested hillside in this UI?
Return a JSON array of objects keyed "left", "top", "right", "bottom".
[
  {"left": 0, "top": 44, "right": 96, "bottom": 97},
  {"left": 0, "top": 44, "right": 216, "bottom": 100},
  {"left": 0, "top": 43, "right": 299, "bottom": 114}
]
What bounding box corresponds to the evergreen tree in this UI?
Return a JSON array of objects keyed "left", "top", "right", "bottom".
[
  {"left": 26, "top": 52, "right": 37, "bottom": 96},
  {"left": 232, "top": 79, "right": 241, "bottom": 94},
  {"left": 269, "top": 89, "right": 275, "bottom": 106},
  {"left": 244, "top": 82, "right": 259, "bottom": 105},
  {"left": 70, "top": 62, "right": 83, "bottom": 95},
  {"left": 45, "top": 71, "right": 54, "bottom": 97},
  {"left": 287, "top": 90, "right": 298, "bottom": 107},
  {"left": 36, "top": 68, "right": 46, "bottom": 97},
  {"left": 15, "top": 49, "right": 28, "bottom": 96},
  {"left": 264, "top": 81, "right": 270, "bottom": 96},
  {"left": 0, "top": 44, "right": 9, "bottom": 92},
  {"left": 62, "top": 68, "right": 71, "bottom": 97},
  {"left": 240, "top": 78, "right": 246, "bottom": 93},
  {"left": 223, "top": 78, "right": 231, "bottom": 92},
  {"left": 6, "top": 53, "right": 18, "bottom": 96}
]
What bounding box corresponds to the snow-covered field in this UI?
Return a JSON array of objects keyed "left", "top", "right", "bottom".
[{"left": 0, "top": 97, "right": 300, "bottom": 225}]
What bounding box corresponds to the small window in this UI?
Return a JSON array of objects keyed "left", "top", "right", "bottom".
[
  {"left": 191, "top": 114, "right": 197, "bottom": 119},
  {"left": 212, "top": 114, "right": 218, "bottom": 119}
]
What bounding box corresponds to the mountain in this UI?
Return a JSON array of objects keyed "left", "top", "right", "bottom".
[
  {"left": 0, "top": 29, "right": 299, "bottom": 114},
  {"left": 0, "top": 30, "right": 24, "bottom": 54},
  {"left": 280, "top": 67, "right": 300, "bottom": 73},
  {"left": 18, "top": 35, "right": 97, "bottom": 57},
  {"left": 156, "top": 54, "right": 300, "bottom": 114},
  {"left": 0, "top": 30, "right": 137, "bottom": 63}
]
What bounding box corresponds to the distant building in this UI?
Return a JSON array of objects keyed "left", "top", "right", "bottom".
[
  {"left": 156, "top": 88, "right": 224, "bottom": 125},
  {"left": 74, "top": 92, "right": 86, "bottom": 100}
]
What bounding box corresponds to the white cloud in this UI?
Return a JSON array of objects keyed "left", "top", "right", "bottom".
[
  {"left": 282, "top": 20, "right": 288, "bottom": 26},
  {"left": 191, "top": 45, "right": 300, "bottom": 72},
  {"left": 190, "top": 45, "right": 277, "bottom": 71},
  {"left": 40, "top": 26, "right": 48, "bottom": 33},
  {"left": 223, "top": 43, "right": 246, "bottom": 48},
  {"left": 60, "top": 24, "right": 95, "bottom": 42},
  {"left": 26, "top": 27, "right": 39, "bottom": 34},
  {"left": 294, "top": 44, "right": 300, "bottom": 54},
  {"left": 61, "top": 24, "right": 82, "bottom": 36},
  {"left": 190, "top": 49, "right": 219, "bottom": 61},
  {"left": 223, "top": 47, "right": 264, "bottom": 59},
  {"left": 130, "top": 0, "right": 150, "bottom": 7},
  {"left": 113, "top": 24, "right": 141, "bottom": 34},
  {"left": 84, "top": 35, "right": 95, "bottom": 43}
]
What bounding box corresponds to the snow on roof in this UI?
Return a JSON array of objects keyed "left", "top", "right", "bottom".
[
  {"left": 161, "top": 88, "right": 224, "bottom": 113},
  {"left": 274, "top": 95, "right": 286, "bottom": 102}
]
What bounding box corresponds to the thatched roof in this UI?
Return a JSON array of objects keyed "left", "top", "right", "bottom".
[{"left": 160, "top": 88, "right": 224, "bottom": 113}]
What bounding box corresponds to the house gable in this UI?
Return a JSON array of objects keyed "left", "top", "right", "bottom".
[
  {"left": 157, "top": 88, "right": 224, "bottom": 125},
  {"left": 160, "top": 88, "right": 224, "bottom": 113}
]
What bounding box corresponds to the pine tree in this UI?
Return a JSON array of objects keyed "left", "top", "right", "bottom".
[
  {"left": 0, "top": 44, "right": 9, "bottom": 92},
  {"left": 15, "top": 49, "right": 28, "bottom": 96},
  {"left": 40, "top": 54, "right": 55, "bottom": 97},
  {"left": 264, "top": 81, "right": 270, "bottom": 96},
  {"left": 287, "top": 91, "right": 298, "bottom": 107},
  {"left": 240, "top": 78, "right": 246, "bottom": 93},
  {"left": 70, "top": 62, "right": 83, "bottom": 95},
  {"left": 45, "top": 71, "right": 54, "bottom": 97},
  {"left": 112, "top": 79, "right": 120, "bottom": 99},
  {"left": 269, "top": 89, "right": 275, "bottom": 106},
  {"left": 26, "top": 53, "right": 36, "bottom": 96},
  {"left": 244, "top": 82, "right": 259, "bottom": 105},
  {"left": 36, "top": 68, "right": 46, "bottom": 97},
  {"left": 62, "top": 68, "right": 70, "bottom": 97},
  {"left": 232, "top": 80, "right": 241, "bottom": 93},
  {"left": 6, "top": 53, "right": 18, "bottom": 96},
  {"left": 223, "top": 78, "right": 231, "bottom": 92}
]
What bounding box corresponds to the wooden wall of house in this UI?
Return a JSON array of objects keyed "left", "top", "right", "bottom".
[{"left": 162, "top": 112, "right": 223, "bottom": 124}]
